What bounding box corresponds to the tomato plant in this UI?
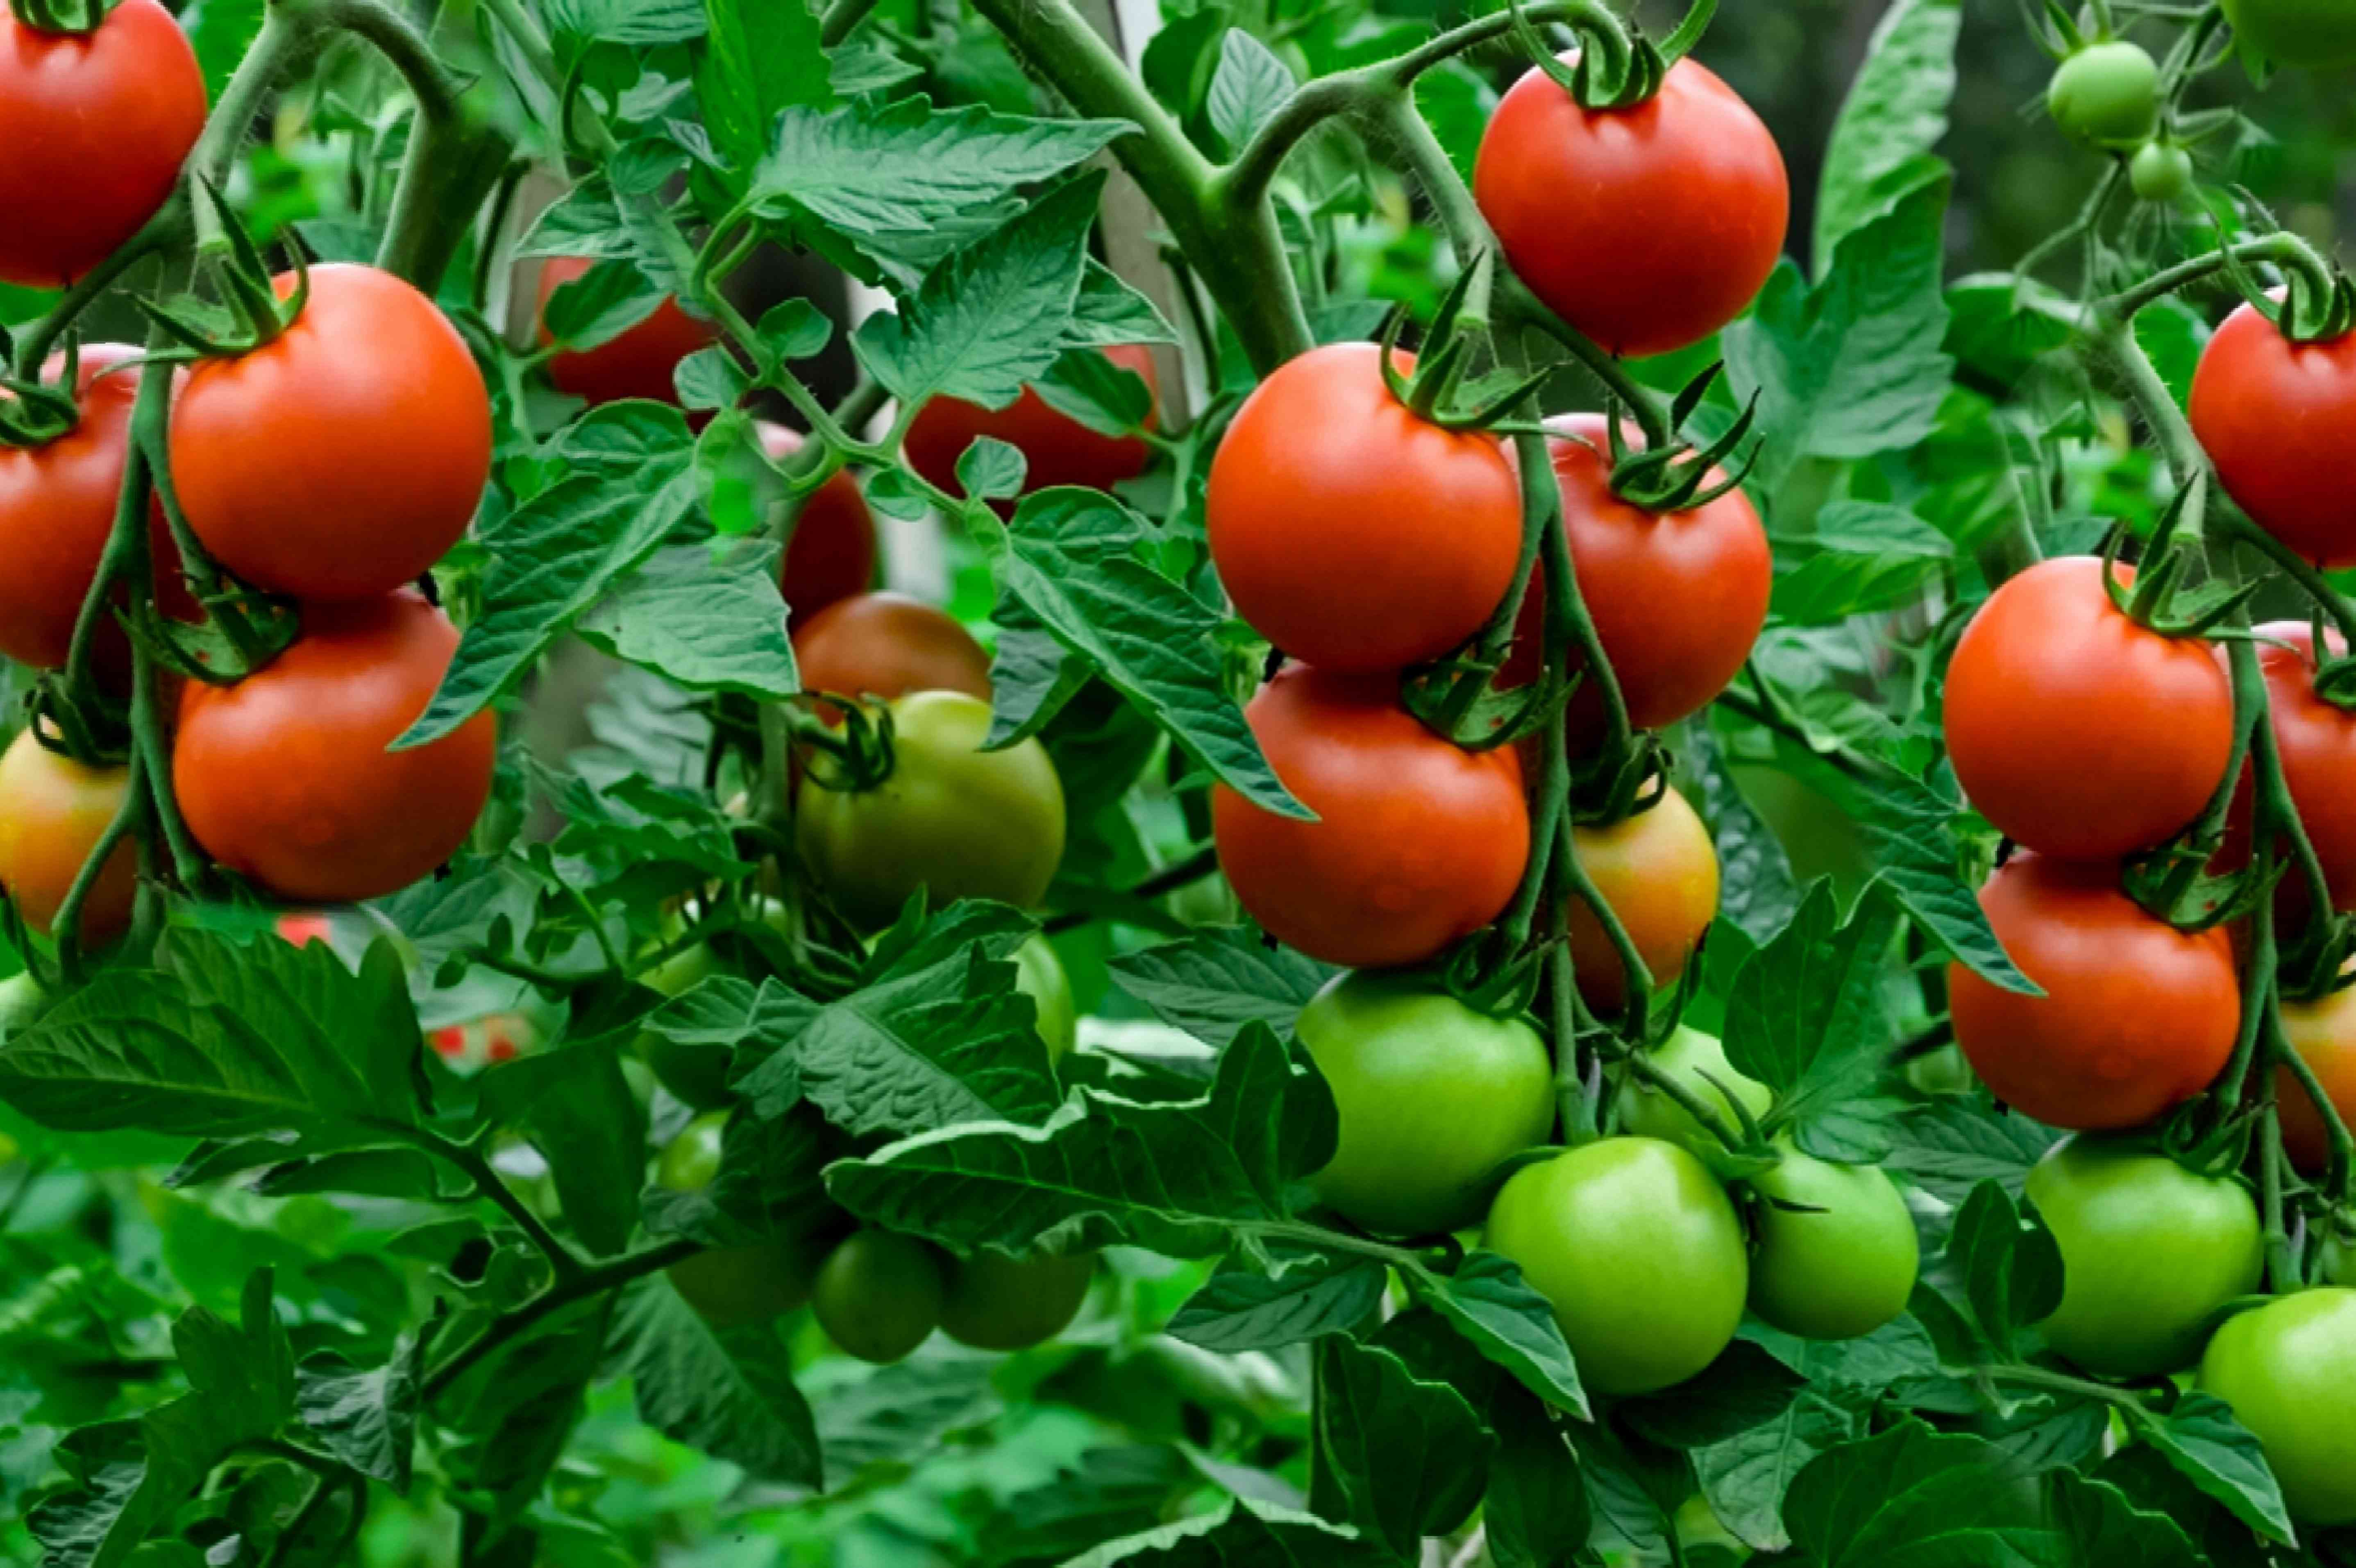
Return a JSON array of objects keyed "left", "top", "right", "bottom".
[
  {"left": 1745, "top": 1141, "right": 1920, "bottom": 1341},
  {"left": 2190, "top": 302, "right": 2356, "bottom": 568},
  {"left": 536, "top": 257, "right": 719, "bottom": 406},
  {"left": 1566, "top": 782, "right": 1720, "bottom": 1012},
  {"left": 2202, "top": 1290, "right": 2356, "bottom": 1525},
  {"left": 811, "top": 1229, "right": 947, "bottom": 1364},
  {"left": 791, "top": 589, "right": 994, "bottom": 707},
  {"left": 2045, "top": 41, "right": 2161, "bottom": 147},
  {"left": 758, "top": 424, "right": 878, "bottom": 627},
  {"left": 903, "top": 344, "right": 1160, "bottom": 499}
]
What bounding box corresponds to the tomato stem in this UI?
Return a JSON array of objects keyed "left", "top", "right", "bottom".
[
  {"left": 420, "top": 1236, "right": 699, "bottom": 1401},
  {"left": 409, "top": 1128, "right": 588, "bottom": 1285}
]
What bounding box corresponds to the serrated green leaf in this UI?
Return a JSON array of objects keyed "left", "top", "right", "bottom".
[
  {"left": 1813, "top": 0, "right": 1961, "bottom": 268},
  {"left": 1167, "top": 1252, "right": 1385, "bottom": 1352},
  {"left": 577, "top": 542, "right": 800, "bottom": 699},
  {"left": 609, "top": 1281, "right": 822, "bottom": 1486}
]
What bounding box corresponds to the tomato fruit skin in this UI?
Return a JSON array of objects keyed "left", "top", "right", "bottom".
[
  {"left": 1942, "top": 556, "right": 2233, "bottom": 859},
  {"left": 813, "top": 1230, "right": 946, "bottom": 1363},
  {"left": 174, "top": 592, "right": 498, "bottom": 904},
  {"left": 1948, "top": 854, "right": 2238, "bottom": 1130},
  {"left": 792, "top": 592, "right": 993, "bottom": 708},
  {"left": 2200, "top": 1290, "right": 2356, "bottom": 1524},
  {"left": 536, "top": 257, "right": 719, "bottom": 406},
  {"left": 1500, "top": 416, "right": 1770, "bottom": 744},
  {"left": 0, "top": 727, "right": 138, "bottom": 944},
  {"left": 1014, "top": 935, "right": 1077, "bottom": 1065},
  {"left": 1485, "top": 1137, "right": 1748, "bottom": 1395},
  {"left": 2129, "top": 141, "right": 2194, "bottom": 202},
  {"left": 668, "top": 1239, "right": 824, "bottom": 1329},
  {"left": 1475, "top": 56, "right": 1787, "bottom": 359},
  {"left": 2220, "top": 0, "right": 2356, "bottom": 66},
  {"left": 1614, "top": 1026, "right": 1770, "bottom": 1157},
  {"left": 1566, "top": 785, "right": 1719, "bottom": 1013},
  {"left": 2191, "top": 304, "right": 2356, "bottom": 568},
  {"left": 1212, "top": 666, "right": 1529, "bottom": 969},
  {"left": 2277, "top": 988, "right": 2356, "bottom": 1171},
  {"left": 656, "top": 1111, "right": 728, "bottom": 1194},
  {"left": 1747, "top": 1144, "right": 1918, "bottom": 1341},
  {"left": 0, "top": 0, "right": 206, "bottom": 288},
  {"left": 938, "top": 1251, "right": 1094, "bottom": 1351},
  {"left": 1207, "top": 342, "right": 1521, "bottom": 673},
  {"left": 2026, "top": 1136, "right": 2261, "bottom": 1377},
  {"left": 2045, "top": 41, "right": 2161, "bottom": 146},
  {"left": 1294, "top": 971, "right": 1555, "bottom": 1234},
  {"left": 756, "top": 424, "right": 877, "bottom": 628},
  {"left": 904, "top": 345, "right": 1159, "bottom": 499},
  {"left": 171, "top": 263, "right": 492, "bottom": 602},
  {"left": 797, "top": 691, "right": 1065, "bottom": 929}
]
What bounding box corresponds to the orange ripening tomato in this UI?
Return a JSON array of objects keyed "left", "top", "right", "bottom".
[
  {"left": 1943, "top": 556, "right": 2233, "bottom": 860},
  {"left": 1499, "top": 415, "right": 1770, "bottom": 746},
  {"left": 793, "top": 592, "right": 993, "bottom": 708},
  {"left": 0, "top": 0, "right": 206, "bottom": 288},
  {"left": 174, "top": 591, "right": 497, "bottom": 904},
  {"left": 0, "top": 346, "right": 193, "bottom": 677},
  {"left": 1948, "top": 853, "right": 2238, "bottom": 1131},
  {"left": 904, "top": 345, "right": 1160, "bottom": 499},
  {"left": 1566, "top": 784, "right": 1720, "bottom": 1012},
  {"left": 1475, "top": 56, "right": 1788, "bottom": 359},
  {"left": 537, "top": 256, "right": 721, "bottom": 407},
  {"left": 1213, "top": 666, "right": 1530, "bottom": 968},
  {"left": 2190, "top": 303, "right": 2356, "bottom": 568},
  {"left": 2279, "top": 987, "right": 2356, "bottom": 1172},
  {"left": 170, "top": 263, "right": 492, "bottom": 602},
  {"left": 1208, "top": 342, "right": 1522, "bottom": 673},
  {"left": 0, "top": 726, "right": 138, "bottom": 943},
  {"left": 756, "top": 425, "right": 878, "bottom": 628}
]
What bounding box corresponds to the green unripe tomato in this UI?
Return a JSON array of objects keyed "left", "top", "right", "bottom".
[
  {"left": 657, "top": 1111, "right": 728, "bottom": 1193},
  {"left": 2129, "top": 141, "right": 2194, "bottom": 202},
  {"left": 2201, "top": 1290, "right": 2356, "bottom": 1524},
  {"left": 1902, "top": 1043, "right": 1976, "bottom": 1097},
  {"left": 938, "top": 1251, "right": 1094, "bottom": 1350},
  {"left": 0, "top": 971, "right": 45, "bottom": 1039},
  {"left": 1613, "top": 1026, "right": 1771, "bottom": 1157},
  {"left": 2320, "top": 1228, "right": 2356, "bottom": 1287},
  {"left": 1485, "top": 1137, "right": 1748, "bottom": 1395},
  {"left": 1295, "top": 971, "right": 1555, "bottom": 1235},
  {"left": 2220, "top": 0, "right": 2356, "bottom": 68},
  {"left": 2026, "top": 1136, "right": 2262, "bottom": 1377},
  {"left": 811, "top": 1230, "right": 946, "bottom": 1363},
  {"left": 1675, "top": 1495, "right": 1750, "bottom": 1561},
  {"left": 2047, "top": 41, "right": 2161, "bottom": 147},
  {"left": 1746, "top": 1142, "right": 1919, "bottom": 1340},
  {"left": 667, "top": 1236, "right": 824, "bottom": 1329},
  {"left": 1014, "top": 935, "right": 1077, "bottom": 1064},
  {"left": 797, "top": 691, "right": 1067, "bottom": 929}
]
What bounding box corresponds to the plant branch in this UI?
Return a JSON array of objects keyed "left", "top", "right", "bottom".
[
  {"left": 421, "top": 1237, "right": 700, "bottom": 1400},
  {"left": 406, "top": 1130, "right": 584, "bottom": 1282}
]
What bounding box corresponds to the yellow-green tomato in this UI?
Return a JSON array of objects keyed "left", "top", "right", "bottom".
[
  {"left": 1746, "top": 1143, "right": 1919, "bottom": 1340},
  {"left": 1613, "top": 1026, "right": 1771, "bottom": 1157},
  {"left": 797, "top": 691, "right": 1067, "bottom": 928},
  {"left": 938, "top": 1251, "right": 1094, "bottom": 1351},
  {"left": 1485, "top": 1137, "right": 1748, "bottom": 1395},
  {"left": 2200, "top": 1290, "right": 2356, "bottom": 1525},
  {"left": 812, "top": 1230, "right": 946, "bottom": 1364},
  {"left": 1296, "top": 971, "right": 1555, "bottom": 1235},
  {"left": 656, "top": 1111, "right": 728, "bottom": 1194},
  {"left": 2026, "top": 1136, "right": 2263, "bottom": 1378},
  {"left": 1014, "top": 935, "right": 1077, "bottom": 1064}
]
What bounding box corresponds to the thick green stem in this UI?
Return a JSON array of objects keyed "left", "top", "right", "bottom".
[
  {"left": 377, "top": 96, "right": 514, "bottom": 289},
  {"left": 422, "top": 1237, "right": 698, "bottom": 1400},
  {"left": 1975, "top": 1363, "right": 2157, "bottom": 1416},
  {"left": 14, "top": 206, "right": 188, "bottom": 378},
  {"left": 2102, "top": 232, "right": 2324, "bottom": 321},
  {"left": 1352, "top": 91, "right": 1488, "bottom": 261},
  {"left": 2225, "top": 514, "right": 2356, "bottom": 649},
  {"left": 408, "top": 1130, "right": 584, "bottom": 1282}
]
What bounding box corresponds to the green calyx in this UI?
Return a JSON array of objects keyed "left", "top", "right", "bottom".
[
  {"left": 7, "top": 0, "right": 104, "bottom": 34},
  {"left": 1509, "top": 0, "right": 1718, "bottom": 111}
]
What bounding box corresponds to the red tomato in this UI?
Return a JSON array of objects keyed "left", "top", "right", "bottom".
[
  {"left": 1499, "top": 415, "right": 1769, "bottom": 744},
  {"left": 0, "top": 0, "right": 206, "bottom": 288},
  {"left": 792, "top": 592, "right": 992, "bottom": 706},
  {"left": 536, "top": 256, "right": 719, "bottom": 406},
  {"left": 756, "top": 424, "right": 878, "bottom": 628},
  {"left": 1948, "top": 853, "right": 2238, "bottom": 1131},
  {"left": 2279, "top": 987, "right": 2356, "bottom": 1172},
  {"left": 1566, "top": 784, "right": 1720, "bottom": 1012},
  {"left": 1943, "top": 556, "right": 2233, "bottom": 860},
  {"left": 0, "top": 346, "right": 192, "bottom": 676},
  {"left": 1213, "top": 665, "right": 1530, "bottom": 967},
  {"left": 0, "top": 726, "right": 137, "bottom": 943},
  {"left": 274, "top": 911, "right": 334, "bottom": 948},
  {"left": 171, "top": 263, "right": 491, "bottom": 602},
  {"left": 1208, "top": 343, "right": 1521, "bottom": 673},
  {"left": 1475, "top": 56, "right": 1788, "bottom": 359},
  {"left": 904, "top": 345, "right": 1159, "bottom": 499},
  {"left": 2190, "top": 304, "right": 2356, "bottom": 567},
  {"left": 174, "top": 591, "right": 497, "bottom": 903},
  {"left": 2245, "top": 624, "right": 2356, "bottom": 919}
]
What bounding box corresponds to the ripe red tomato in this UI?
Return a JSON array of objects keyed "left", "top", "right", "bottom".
[
  {"left": 1943, "top": 556, "right": 2233, "bottom": 860},
  {"left": 1947, "top": 853, "right": 2238, "bottom": 1130},
  {"left": 2244, "top": 624, "right": 2356, "bottom": 919},
  {"left": 1213, "top": 666, "right": 1530, "bottom": 968},
  {"left": 0, "top": 726, "right": 137, "bottom": 943},
  {"left": 2278, "top": 987, "right": 2356, "bottom": 1172},
  {"left": 904, "top": 345, "right": 1160, "bottom": 499},
  {"left": 1499, "top": 415, "right": 1769, "bottom": 744},
  {"left": 1566, "top": 784, "right": 1720, "bottom": 1012},
  {"left": 536, "top": 257, "right": 719, "bottom": 406},
  {"left": 2190, "top": 303, "right": 2356, "bottom": 567},
  {"left": 1208, "top": 342, "right": 1521, "bottom": 673},
  {"left": 1475, "top": 57, "right": 1788, "bottom": 359},
  {"left": 0, "top": 0, "right": 206, "bottom": 288},
  {"left": 174, "top": 591, "right": 497, "bottom": 904},
  {"left": 0, "top": 346, "right": 192, "bottom": 676},
  {"left": 792, "top": 592, "right": 992, "bottom": 707},
  {"left": 756, "top": 425, "right": 877, "bottom": 628},
  {"left": 171, "top": 263, "right": 491, "bottom": 602}
]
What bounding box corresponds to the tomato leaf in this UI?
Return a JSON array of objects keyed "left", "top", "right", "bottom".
[
  {"left": 1839, "top": 767, "right": 2041, "bottom": 995},
  {"left": 2041, "top": 1466, "right": 2204, "bottom": 1568},
  {"left": 1206, "top": 30, "right": 1297, "bottom": 159},
  {"left": 1812, "top": 0, "right": 1962, "bottom": 270},
  {"left": 641, "top": 1101, "right": 837, "bottom": 1250},
  {"left": 2140, "top": 1392, "right": 2296, "bottom": 1545},
  {"left": 1779, "top": 1420, "right": 2045, "bottom": 1565},
  {"left": 1773, "top": 501, "right": 1955, "bottom": 625},
  {"left": 1057, "top": 1500, "right": 1394, "bottom": 1567},
  {"left": 1942, "top": 1178, "right": 2064, "bottom": 1356},
  {"left": 1309, "top": 1338, "right": 1494, "bottom": 1559},
  {"left": 1408, "top": 1251, "right": 1589, "bottom": 1420},
  {"left": 1688, "top": 723, "right": 1802, "bottom": 945},
  {"left": 695, "top": 0, "right": 829, "bottom": 182},
  {"left": 1167, "top": 1252, "right": 1385, "bottom": 1352},
  {"left": 1068, "top": 260, "right": 1180, "bottom": 349},
  {"left": 1884, "top": 1099, "right": 2061, "bottom": 1207},
  {"left": 1693, "top": 1390, "right": 1860, "bottom": 1552},
  {"left": 1110, "top": 928, "right": 1334, "bottom": 1047},
  {"left": 608, "top": 1280, "right": 823, "bottom": 1486},
  {"left": 477, "top": 1041, "right": 647, "bottom": 1257},
  {"left": 1620, "top": 1341, "right": 1808, "bottom": 1450},
  {"left": 296, "top": 1331, "right": 424, "bottom": 1490},
  {"left": 809, "top": 1357, "right": 1000, "bottom": 1478},
  {"left": 576, "top": 542, "right": 801, "bottom": 700},
  {"left": 1483, "top": 1386, "right": 1589, "bottom": 1568},
  {"left": 1722, "top": 881, "right": 1900, "bottom": 1142}
]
